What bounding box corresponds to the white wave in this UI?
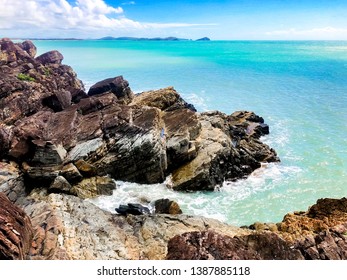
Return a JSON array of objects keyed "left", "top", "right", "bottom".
[
  {"left": 222, "top": 163, "right": 302, "bottom": 201},
  {"left": 184, "top": 92, "right": 210, "bottom": 112},
  {"left": 88, "top": 161, "right": 302, "bottom": 225}
]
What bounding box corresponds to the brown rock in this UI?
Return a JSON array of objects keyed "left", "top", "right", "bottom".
[
  {"left": 88, "top": 76, "right": 134, "bottom": 104},
  {"left": 70, "top": 176, "right": 116, "bottom": 199},
  {"left": 18, "top": 40, "right": 37, "bottom": 58},
  {"left": 59, "top": 163, "right": 83, "bottom": 183},
  {"left": 166, "top": 230, "right": 303, "bottom": 260},
  {"left": 49, "top": 176, "right": 72, "bottom": 194},
  {"left": 154, "top": 199, "right": 183, "bottom": 214},
  {"left": 0, "top": 193, "right": 33, "bottom": 260},
  {"left": 74, "top": 159, "right": 97, "bottom": 177},
  {"left": 36, "top": 50, "right": 64, "bottom": 65},
  {"left": 131, "top": 86, "right": 196, "bottom": 111}
]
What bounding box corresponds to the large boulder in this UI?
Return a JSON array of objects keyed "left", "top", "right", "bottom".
[
  {"left": 88, "top": 76, "right": 134, "bottom": 104},
  {"left": 0, "top": 193, "right": 33, "bottom": 260},
  {"left": 18, "top": 40, "right": 37, "bottom": 58},
  {"left": 131, "top": 86, "right": 196, "bottom": 112},
  {"left": 36, "top": 50, "right": 64, "bottom": 65}
]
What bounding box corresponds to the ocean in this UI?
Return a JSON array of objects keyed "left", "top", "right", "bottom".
[{"left": 34, "top": 40, "right": 347, "bottom": 226}]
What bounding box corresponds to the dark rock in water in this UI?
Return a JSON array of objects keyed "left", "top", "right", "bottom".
[
  {"left": 116, "top": 203, "right": 151, "bottom": 216},
  {"left": 166, "top": 230, "right": 303, "bottom": 260},
  {"left": 154, "top": 198, "right": 182, "bottom": 214},
  {"left": 36, "top": 50, "right": 64, "bottom": 65},
  {"left": 88, "top": 76, "right": 134, "bottom": 104},
  {"left": 0, "top": 193, "right": 33, "bottom": 260}
]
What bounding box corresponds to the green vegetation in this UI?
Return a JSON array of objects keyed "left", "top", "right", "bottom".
[
  {"left": 17, "top": 73, "right": 35, "bottom": 82},
  {"left": 43, "top": 67, "right": 51, "bottom": 76}
]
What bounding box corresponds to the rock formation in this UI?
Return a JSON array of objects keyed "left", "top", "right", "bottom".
[
  {"left": 167, "top": 197, "right": 347, "bottom": 260},
  {"left": 1, "top": 38, "right": 345, "bottom": 260},
  {"left": 0, "top": 38, "right": 278, "bottom": 196}
]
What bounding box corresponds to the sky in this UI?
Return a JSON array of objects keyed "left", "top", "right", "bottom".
[{"left": 0, "top": 0, "right": 347, "bottom": 40}]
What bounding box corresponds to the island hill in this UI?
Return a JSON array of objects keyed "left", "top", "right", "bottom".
[{"left": 1, "top": 38, "right": 347, "bottom": 260}]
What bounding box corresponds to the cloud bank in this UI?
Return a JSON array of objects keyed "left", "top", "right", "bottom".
[{"left": 0, "top": 0, "right": 213, "bottom": 38}]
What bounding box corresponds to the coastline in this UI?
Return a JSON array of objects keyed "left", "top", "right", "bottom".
[{"left": 1, "top": 38, "right": 347, "bottom": 260}]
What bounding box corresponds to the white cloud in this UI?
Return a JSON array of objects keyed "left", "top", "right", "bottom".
[
  {"left": 265, "top": 27, "right": 347, "bottom": 39},
  {"left": 122, "top": 1, "right": 135, "bottom": 5},
  {"left": 0, "top": 0, "right": 214, "bottom": 37}
]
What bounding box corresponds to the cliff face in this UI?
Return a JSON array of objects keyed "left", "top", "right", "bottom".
[{"left": 1, "top": 38, "right": 345, "bottom": 260}]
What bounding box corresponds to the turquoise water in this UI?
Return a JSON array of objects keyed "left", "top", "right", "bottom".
[{"left": 34, "top": 40, "right": 347, "bottom": 226}]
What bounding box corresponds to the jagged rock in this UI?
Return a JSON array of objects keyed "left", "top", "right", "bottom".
[
  {"left": 88, "top": 76, "right": 134, "bottom": 104},
  {"left": 163, "top": 109, "right": 201, "bottom": 171},
  {"left": 0, "top": 162, "right": 26, "bottom": 203},
  {"left": 166, "top": 230, "right": 303, "bottom": 260},
  {"left": 42, "top": 90, "right": 72, "bottom": 112},
  {"left": 1, "top": 38, "right": 279, "bottom": 194},
  {"left": 59, "top": 163, "right": 83, "bottom": 184},
  {"left": 36, "top": 50, "right": 64, "bottom": 65},
  {"left": 0, "top": 193, "right": 33, "bottom": 260},
  {"left": 0, "top": 38, "right": 33, "bottom": 64},
  {"left": 70, "top": 176, "right": 116, "bottom": 199},
  {"left": 115, "top": 203, "right": 151, "bottom": 216},
  {"left": 248, "top": 197, "right": 347, "bottom": 260},
  {"left": 49, "top": 176, "right": 72, "bottom": 194},
  {"left": 23, "top": 162, "right": 61, "bottom": 184},
  {"left": 154, "top": 199, "right": 182, "bottom": 214},
  {"left": 18, "top": 40, "right": 37, "bottom": 58},
  {"left": 31, "top": 141, "right": 67, "bottom": 166},
  {"left": 65, "top": 138, "right": 104, "bottom": 162},
  {"left": 170, "top": 111, "right": 279, "bottom": 191},
  {"left": 131, "top": 86, "right": 196, "bottom": 112},
  {"left": 74, "top": 159, "right": 97, "bottom": 177}
]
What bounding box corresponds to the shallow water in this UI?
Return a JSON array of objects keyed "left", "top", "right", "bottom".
[{"left": 35, "top": 40, "right": 347, "bottom": 226}]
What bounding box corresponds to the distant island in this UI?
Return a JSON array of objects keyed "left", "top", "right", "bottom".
[
  {"left": 196, "top": 37, "right": 211, "bottom": 41},
  {"left": 14, "top": 36, "right": 211, "bottom": 41},
  {"left": 99, "top": 36, "right": 211, "bottom": 41}
]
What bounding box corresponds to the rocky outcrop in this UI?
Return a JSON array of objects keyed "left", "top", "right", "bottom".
[
  {"left": 167, "top": 230, "right": 303, "bottom": 260},
  {"left": 170, "top": 110, "right": 278, "bottom": 191},
  {"left": 167, "top": 197, "right": 347, "bottom": 260},
  {"left": 5, "top": 38, "right": 340, "bottom": 261},
  {"left": 130, "top": 86, "right": 196, "bottom": 112},
  {"left": 21, "top": 190, "right": 248, "bottom": 260},
  {"left": 0, "top": 193, "right": 33, "bottom": 260},
  {"left": 0, "top": 38, "right": 278, "bottom": 195}
]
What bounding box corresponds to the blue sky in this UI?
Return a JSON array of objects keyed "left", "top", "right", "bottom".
[{"left": 0, "top": 0, "right": 347, "bottom": 39}]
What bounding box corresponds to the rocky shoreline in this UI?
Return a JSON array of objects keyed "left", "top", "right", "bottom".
[{"left": 1, "top": 38, "right": 346, "bottom": 260}]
